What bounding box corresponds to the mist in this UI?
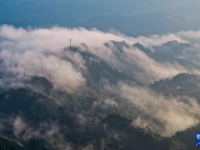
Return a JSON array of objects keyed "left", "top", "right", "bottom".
[
  {"left": 120, "top": 83, "right": 200, "bottom": 136},
  {"left": 1, "top": 25, "right": 200, "bottom": 87},
  {"left": 84, "top": 42, "right": 190, "bottom": 83},
  {"left": 1, "top": 25, "right": 200, "bottom": 137}
]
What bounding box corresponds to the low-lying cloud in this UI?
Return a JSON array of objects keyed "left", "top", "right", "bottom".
[
  {"left": 82, "top": 41, "right": 189, "bottom": 83},
  {"left": 10, "top": 116, "right": 73, "bottom": 150},
  {"left": 120, "top": 83, "right": 200, "bottom": 136},
  {"left": 2, "top": 24, "right": 200, "bottom": 148},
  {"left": 0, "top": 25, "right": 89, "bottom": 92},
  {"left": 1, "top": 50, "right": 85, "bottom": 92},
  {"left": 0, "top": 25, "right": 187, "bottom": 49},
  {"left": 1, "top": 25, "right": 200, "bottom": 87},
  {"left": 1, "top": 25, "right": 199, "bottom": 52}
]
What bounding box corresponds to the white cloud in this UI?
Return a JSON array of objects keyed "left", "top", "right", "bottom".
[
  {"left": 0, "top": 50, "right": 85, "bottom": 92},
  {"left": 83, "top": 42, "right": 188, "bottom": 83},
  {"left": 105, "top": 99, "right": 118, "bottom": 106},
  {"left": 10, "top": 116, "right": 73, "bottom": 150},
  {"left": 120, "top": 84, "right": 200, "bottom": 136},
  {"left": 1, "top": 25, "right": 200, "bottom": 89},
  {"left": 0, "top": 25, "right": 189, "bottom": 50},
  {"left": 0, "top": 25, "right": 88, "bottom": 92}
]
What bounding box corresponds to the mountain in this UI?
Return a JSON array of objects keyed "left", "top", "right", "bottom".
[
  {"left": 0, "top": 71, "right": 198, "bottom": 150},
  {"left": 1, "top": 36, "right": 200, "bottom": 149},
  {"left": 0, "top": 136, "right": 27, "bottom": 150},
  {"left": 100, "top": 114, "right": 186, "bottom": 150},
  {"left": 153, "top": 41, "right": 200, "bottom": 64},
  {"left": 0, "top": 93, "right": 189, "bottom": 150},
  {"left": 173, "top": 124, "right": 200, "bottom": 150},
  {"left": 153, "top": 41, "right": 192, "bottom": 56},
  {"left": 68, "top": 46, "right": 134, "bottom": 85},
  {"left": 150, "top": 73, "right": 200, "bottom": 102},
  {"left": 1, "top": 0, "right": 200, "bottom": 149},
  {"left": 133, "top": 42, "right": 200, "bottom": 72}
]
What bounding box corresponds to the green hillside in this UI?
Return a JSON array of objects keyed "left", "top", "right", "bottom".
[
  {"left": 0, "top": 41, "right": 200, "bottom": 149},
  {"left": 150, "top": 73, "right": 200, "bottom": 102},
  {"left": 0, "top": 136, "right": 27, "bottom": 150}
]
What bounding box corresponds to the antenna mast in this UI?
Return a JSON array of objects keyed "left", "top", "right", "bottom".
[{"left": 70, "top": 39, "right": 72, "bottom": 46}]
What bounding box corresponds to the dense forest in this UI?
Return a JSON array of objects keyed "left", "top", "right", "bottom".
[
  {"left": 0, "top": 38, "right": 200, "bottom": 149},
  {"left": 1, "top": 1, "right": 200, "bottom": 147},
  {"left": 0, "top": 136, "right": 27, "bottom": 150}
]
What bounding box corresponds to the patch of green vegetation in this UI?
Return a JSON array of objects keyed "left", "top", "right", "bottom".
[{"left": 0, "top": 136, "right": 27, "bottom": 150}]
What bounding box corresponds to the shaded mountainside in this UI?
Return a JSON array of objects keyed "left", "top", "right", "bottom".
[
  {"left": 133, "top": 43, "right": 200, "bottom": 71},
  {"left": 0, "top": 88, "right": 73, "bottom": 124},
  {"left": 153, "top": 41, "right": 192, "bottom": 56},
  {"left": 68, "top": 46, "right": 135, "bottom": 85},
  {"left": 0, "top": 85, "right": 198, "bottom": 150},
  {"left": 150, "top": 73, "right": 200, "bottom": 102},
  {"left": 0, "top": 136, "right": 27, "bottom": 150},
  {"left": 0, "top": 92, "right": 188, "bottom": 150},
  {"left": 100, "top": 115, "right": 185, "bottom": 150},
  {"left": 153, "top": 41, "right": 200, "bottom": 64},
  {"left": 173, "top": 124, "right": 200, "bottom": 150},
  {"left": 1, "top": 42, "right": 200, "bottom": 149}
]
